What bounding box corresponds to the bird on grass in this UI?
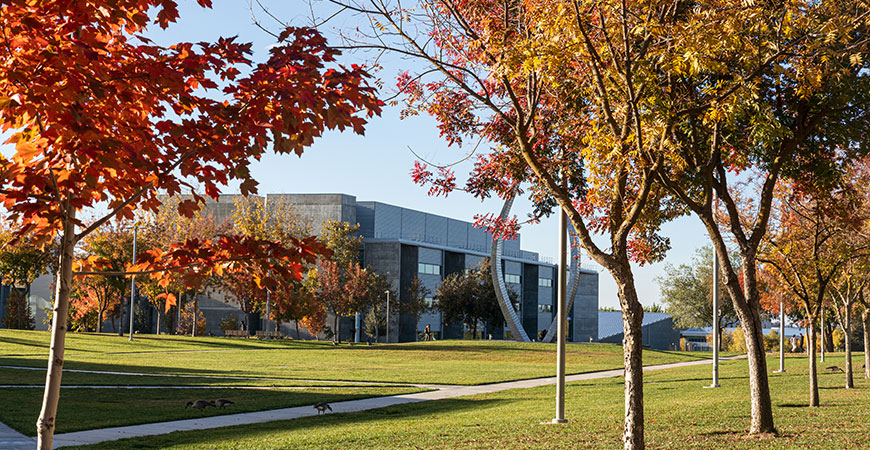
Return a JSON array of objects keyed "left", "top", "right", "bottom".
[
  {"left": 314, "top": 401, "right": 333, "bottom": 414},
  {"left": 185, "top": 400, "right": 216, "bottom": 410},
  {"left": 825, "top": 366, "right": 845, "bottom": 373},
  {"left": 215, "top": 398, "right": 235, "bottom": 408}
]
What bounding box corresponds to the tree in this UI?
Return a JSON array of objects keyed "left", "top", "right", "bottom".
[
  {"left": 309, "top": 259, "right": 369, "bottom": 342},
  {"left": 830, "top": 265, "right": 866, "bottom": 389},
  {"left": 857, "top": 292, "right": 870, "bottom": 380},
  {"left": 0, "top": 228, "right": 52, "bottom": 329},
  {"left": 435, "top": 258, "right": 511, "bottom": 338},
  {"left": 652, "top": 1, "right": 870, "bottom": 431},
  {"left": 0, "top": 2, "right": 381, "bottom": 446},
  {"left": 227, "top": 195, "right": 314, "bottom": 328},
  {"left": 137, "top": 196, "right": 228, "bottom": 335},
  {"left": 404, "top": 276, "right": 432, "bottom": 324},
  {"left": 2, "top": 287, "right": 35, "bottom": 330},
  {"left": 758, "top": 180, "right": 869, "bottom": 406},
  {"left": 316, "top": 1, "right": 702, "bottom": 445},
  {"left": 74, "top": 223, "right": 143, "bottom": 333},
  {"left": 658, "top": 246, "right": 739, "bottom": 347},
  {"left": 362, "top": 271, "right": 397, "bottom": 342}
]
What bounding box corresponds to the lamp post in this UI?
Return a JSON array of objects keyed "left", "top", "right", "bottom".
[
  {"left": 709, "top": 248, "right": 719, "bottom": 387},
  {"left": 128, "top": 225, "right": 138, "bottom": 342},
  {"left": 820, "top": 306, "right": 826, "bottom": 362},
  {"left": 780, "top": 303, "right": 785, "bottom": 365},
  {"left": 385, "top": 290, "right": 390, "bottom": 343},
  {"left": 553, "top": 208, "right": 568, "bottom": 424}
]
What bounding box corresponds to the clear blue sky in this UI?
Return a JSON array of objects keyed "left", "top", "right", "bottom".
[{"left": 152, "top": 1, "right": 712, "bottom": 308}]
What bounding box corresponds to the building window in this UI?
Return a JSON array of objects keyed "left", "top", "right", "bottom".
[
  {"left": 418, "top": 263, "right": 441, "bottom": 275},
  {"left": 538, "top": 278, "right": 552, "bottom": 287},
  {"left": 538, "top": 304, "right": 553, "bottom": 313},
  {"left": 505, "top": 273, "right": 521, "bottom": 284}
]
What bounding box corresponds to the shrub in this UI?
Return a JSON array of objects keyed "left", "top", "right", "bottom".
[
  {"left": 727, "top": 326, "right": 747, "bottom": 353},
  {"left": 763, "top": 330, "right": 779, "bottom": 352},
  {"left": 220, "top": 315, "right": 241, "bottom": 333}
]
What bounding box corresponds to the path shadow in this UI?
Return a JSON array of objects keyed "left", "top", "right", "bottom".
[{"left": 70, "top": 397, "right": 513, "bottom": 449}]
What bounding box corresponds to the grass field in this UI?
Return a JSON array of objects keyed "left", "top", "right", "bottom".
[
  {"left": 69, "top": 353, "right": 870, "bottom": 450},
  {"left": 0, "top": 330, "right": 712, "bottom": 385},
  {"left": 0, "top": 385, "right": 427, "bottom": 436}
]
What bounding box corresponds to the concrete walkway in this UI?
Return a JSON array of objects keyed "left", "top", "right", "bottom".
[
  {"left": 45, "top": 356, "right": 738, "bottom": 448},
  {"left": 0, "top": 421, "right": 35, "bottom": 450}
]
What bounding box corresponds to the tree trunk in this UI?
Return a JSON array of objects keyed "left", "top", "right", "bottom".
[
  {"left": 335, "top": 313, "right": 340, "bottom": 343},
  {"left": 36, "top": 207, "right": 76, "bottom": 449},
  {"left": 613, "top": 263, "right": 644, "bottom": 450},
  {"left": 807, "top": 325, "right": 819, "bottom": 407},
  {"left": 863, "top": 309, "right": 870, "bottom": 380},
  {"left": 156, "top": 307, "right": 162, "bottom": 336},
  {"left": 16, "top": 289, "right": 23, "bottom": 329},
  {"left": 844, "top": 306, "right": 853, "bottom": 389},
  {"left": 97, "top": 307, "right": 104, "bottom": 334},
  {"left": 295, "top": 320, "right": 300, "bottom": 340},
  {"left": 824, "top": 322, "right": 834, "bottom": 353},
  {"left": 732, "top": 297, "right": 776, "bottom": 434},
  {"left": 192, "top": 297, "right": 198, "bottom": 337}
]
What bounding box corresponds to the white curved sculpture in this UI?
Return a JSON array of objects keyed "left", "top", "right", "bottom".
[
  {"left": 541, "top": 228, "right": 581, "bottom": 343},
  {"left": 490, "top": 195, "right": 531, "bottom": 342}
]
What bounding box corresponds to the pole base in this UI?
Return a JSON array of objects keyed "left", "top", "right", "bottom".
[
  {"left": 542, "top": 418, "right": 568, "bottom": 424},
  {"left": 773, "top": 369, "right": 786, "bottom": 373},
  {"left": 704, "top": 384, "right": 720, "bottom": 389}
]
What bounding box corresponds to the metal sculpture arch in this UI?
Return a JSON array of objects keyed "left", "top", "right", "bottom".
[
  {"left": 490, "top": 194, "right": 583, "bottom": 343},
  {"left": 541, "top": 228, "right": 581, "bottom": 343},
  {"left": 490, "top": 194, "right": 531, "bottom": 342}
]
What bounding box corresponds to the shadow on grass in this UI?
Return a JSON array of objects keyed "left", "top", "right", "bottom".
[
  {"left": 69, "top": 397, "right": 514, "bottom": 449},
  {"left": 2, "top": 386, "right": 429, "bottom": 437}
]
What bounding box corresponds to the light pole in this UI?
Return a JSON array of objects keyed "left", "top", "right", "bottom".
[
  {"left": 385, "top": 290, "right": 390, "bottom": 343},
  {"left": 128, "top": 225, "right": 138, "bottom": 342},
  {"left": 709, "top": 246, "right": 720, "bottom": 388},
  {"left": 820, "top": 306, "right": 826, "bottom": 362},
  {"left": 780, "top": 302, "right": 786, "bottom": 365},
  {"left": 553, "top": 208, "right": 568, "bottom": 424}
]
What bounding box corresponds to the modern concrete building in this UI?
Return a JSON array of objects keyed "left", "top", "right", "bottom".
[
  {"left": 202, "top": 193, "right": 599, "bottom": 342},
  {"left": 4, "top": 193, "right": 600, "bottom": 343},
  {"left": 597, "top": 311, "right": 681, "bottom": 350}
]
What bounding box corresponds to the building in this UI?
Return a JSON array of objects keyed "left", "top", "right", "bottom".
[
  {"left": 7, "top": 193, "right": 601, "bottom": 342},
  {"left": 597, "top": 311, "right": 681, "bottom": 350},
  {"left": 199, "top": 193, "right": 599, "bottom": 342}
]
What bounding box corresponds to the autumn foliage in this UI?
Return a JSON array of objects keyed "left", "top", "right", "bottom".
[{"left": 0, "top": 1, "right": 382, "bottom": 446}]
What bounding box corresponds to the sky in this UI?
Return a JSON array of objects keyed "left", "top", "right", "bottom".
[{"left": 131, "top": 1, "right": 712, "bottom": 309}]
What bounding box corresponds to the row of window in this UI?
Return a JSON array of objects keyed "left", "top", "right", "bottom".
[
  {"left": 418, "top": 263, "right": 441, "bottom": 275},
  {"left": 417, "top": 263, "right": 553, "bottom": 289},
  {"left": 538, "top": 304, "right": 553, "bottom": 313}
]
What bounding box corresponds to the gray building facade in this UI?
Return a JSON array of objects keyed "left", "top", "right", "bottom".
[{"left": 197, "top": 193, "right": 599, "bottom": 342}]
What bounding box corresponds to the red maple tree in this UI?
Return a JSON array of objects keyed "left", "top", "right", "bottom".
[{"left": 0, "top": 1, "right": 381, "bottom": 446}]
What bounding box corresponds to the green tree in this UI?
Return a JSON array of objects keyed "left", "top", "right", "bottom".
[
  {"left": 435, "top": 259, "right": 512, "bottom": 338},
  {"left": 0, "top": 228, "right": 52, "bottom": 329},
  {"left": 362, "top": 272, "right": 396, "bottom": 342},
  {"left": 657, "top": 246, "right": 739, "bottom": 335}
]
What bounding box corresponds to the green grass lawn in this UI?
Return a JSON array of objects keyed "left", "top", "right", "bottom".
[
  {"left": 69, "top": 353, "right": 869, "bottom": 450},
  {"left": 0, "top": 366, "right": 410, "bottom": 387},
  {"left": 0, "top": 385, "right": 427, "bottom": 436},
  {"left": 0, "top": 330, "right": 712, "bottom": 385}
]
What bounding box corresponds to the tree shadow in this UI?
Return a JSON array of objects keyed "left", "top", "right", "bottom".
[{"left": 76, "top": 397, "right": 513, "bottom": 449}]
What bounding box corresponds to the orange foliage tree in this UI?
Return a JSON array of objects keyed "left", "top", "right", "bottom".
[{"left": 0, "top": 1, "right": 381, "bottom": 446}]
